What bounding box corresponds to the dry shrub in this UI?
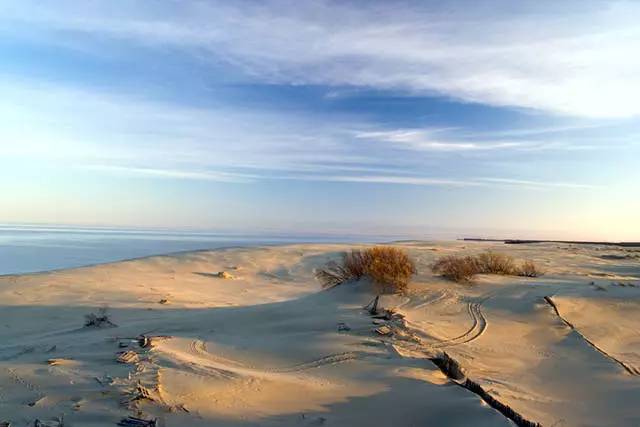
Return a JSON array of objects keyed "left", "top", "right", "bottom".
[
  {"left": 84, "top": 307, "right": 116, "bottom": 328},
  {"left": 316, "top": 246, "right": 416, "bottom": 294},
  {"left": 315, "top": 250, "right": 371, "bottom": 289},
  {"left": 366, "top": 246, "right": 417, "bottom": 294},
  {"left": 431, "top": 255, "right": 479, "bottom": 283},
  {"left": 344, "top": 249, "right": 371, "bottom": 278},
  {"left": 433, "top": 249, "right": 543, "bottom": 283},
  {"left": 518, "top": 260, "right": 544, "bottom": 277},
  {"left": 476, "top": 250, "right": 517, "bottom": 275}
]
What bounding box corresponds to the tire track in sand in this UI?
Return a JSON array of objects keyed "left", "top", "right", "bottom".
[
  {"left": 180, "top": 339, "right": 365, "bottom": 375},
  {"left": 429, "top": 302, "right": 487, "bottom": 349},
  {"left": 419, "top": 287, "right": 525, "bottom": 349},
  {"left": 408, "top": 290, "right": 452, "bottom": 310},
  {"left": 405, "top": 299, "right": 488, "bottom": 350}
]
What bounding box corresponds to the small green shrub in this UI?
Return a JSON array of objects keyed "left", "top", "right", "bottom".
[{"left": 316, "top": 246, "right": 416, "bottom": 294}]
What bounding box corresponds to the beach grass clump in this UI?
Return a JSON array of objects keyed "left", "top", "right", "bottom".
[
  {"left": 518, "top": 260, "right": 544, "bottom": 277},
  {"left": 476, "top": 250, "right": 517, "bottom": 275},
  {"left": 315, "top": 249, "right": 371, "bottom": 289},
  {"left": 366, "top": 246, "right": 417, "bottom": 294},
  {"left": 433, "top": 250, "right": 543, "bottom": 283},
  {"left": 316, "top": 246, "right": 416, "bottom": 294},
  {"left": 431, "top": 255, "right": 480, "bottom": 283}
]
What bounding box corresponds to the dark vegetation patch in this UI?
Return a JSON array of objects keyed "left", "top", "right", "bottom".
[
  {"left": 600, "top": 253, "right": 639, "bottom": 260},
  {"left": 84, "top": 307, "right": 116, "bottom": 328}
]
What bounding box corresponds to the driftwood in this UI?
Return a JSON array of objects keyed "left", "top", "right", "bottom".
[
  {"left": 363, "top": 295, "right": 380, "bottom": 315},
  {"left": 47, "top": 358, "right": 73, "bottom": 366},
  {"left": 138, "top": 335, "right": 152, "bottom": 348},
  {"left": 121, "top": 382, "right": 157, "bottom": 405},
  {"left": 33, "top": 418, "right": 64, "bottom": 427},
  {"left": 375, "top": 325, "right": 392, "bottom": 336},
  {"left": 371, "top": 309, "right": 400, "bottom": 321},
  {"left": 117, "top": 350, "right": 139, "bottom": 364},
  {"left": 94, "top": 376, "right": 110, "bottom": 388},
  {"left": 117, "top": 417, "right": 157, "bottom": 427},
  {"left": 136, "top": 334, "right": 171, "bottom": 348},
  {"left": 337, "top": 322, "right": 351, "bottom": 332}
]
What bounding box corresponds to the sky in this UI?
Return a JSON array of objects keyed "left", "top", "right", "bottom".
[{"left": 1, "top": 0, "right": 639, "bottom": 240}]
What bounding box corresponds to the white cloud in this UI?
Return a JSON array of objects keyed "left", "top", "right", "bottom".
[
  {"left": 80, "top": 165, "right": 257, "bottom": 183},
  {"left": 478, "top": 177, "right": 602, "bottom": 190},
  {"left": 315, "top": 175, "right": 481, "bottom": 186},
  {"left": 0, "top": 78, "right": 606, "bottom": 191},
  {"left": 81, "top": 166, "right": 603, "bottom": 191},
  {"left": 298, "top": 175, "right": 601, "bottom": 190},
  {"left": 3, "top": 1, "right": 640, "bottom": 118},
  {"left": 0, "top": 78, "right": 365, "bottom": 171},
  {"left": 354, "top": 130, "right": 526, "bottom": 151}
]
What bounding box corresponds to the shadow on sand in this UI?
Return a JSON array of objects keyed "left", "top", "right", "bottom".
[{"left": 0, "top": 282, "right": 515, "bottom": 427}]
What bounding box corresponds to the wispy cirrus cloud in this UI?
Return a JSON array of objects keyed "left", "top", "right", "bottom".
[
  {"left": 477, "top": 177, "right": 602, "bottom": 190},
  {"left": 354, "top": 130, "right": 526, "bottom": 151},
  {"left": 3, "top": 0, "right": 640, "bottom": 118},
  {"left": 81, "top": 165, "right": 603, "bottom": 191},
  {"left": 79, "top": 165, "right": 257, "bottom": 183},
  {"left": 0, "top": 77, "right": 610, "bottom": 191}
]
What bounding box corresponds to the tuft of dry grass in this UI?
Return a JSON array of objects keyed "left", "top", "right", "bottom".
[
  {"left": 433, "top": 249, "right": 543, "bottom": 283},
  {"left": 314, "top": 249, "right": 371, "bottom": 289},
  {"left": 316, "top": 246, "right": 416, "bottom": 294},
  {"left": 476, "top": 250, "right": 517, "bottom": 275},
  {"left": 431, "top": 255, "right": 479, "bottom": 283},
  {"left": 366, "top": 246, "right": 417, "bottom": 294},
  {"left": 518, "top": 260, "right": 544, "bottom": 277}
]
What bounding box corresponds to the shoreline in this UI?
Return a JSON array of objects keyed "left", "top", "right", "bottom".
[
  {"left": 1, "top": 241, "right": 638, "bottom": 426},
  {"left": 0, "top": 240, "right": 403, "bottom": 278},
  {"left": 5, "top": 237, "right": 638, "bottom": 278},
  {"left": 463, "top": 238, "right": 640, "bottom": 247}
]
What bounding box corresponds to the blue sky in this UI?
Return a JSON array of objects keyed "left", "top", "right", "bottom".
[{"left": 1, "top": 0, "right": 639, "bottom": 240}]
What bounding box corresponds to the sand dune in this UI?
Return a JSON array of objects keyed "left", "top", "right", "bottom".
[{"left": 1, "top": 242, "right": 639, "bottom": 426}]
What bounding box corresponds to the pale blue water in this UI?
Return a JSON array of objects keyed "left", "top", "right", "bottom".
[{"left": 0, "top": 224, "right": 392, "bottom": 276}]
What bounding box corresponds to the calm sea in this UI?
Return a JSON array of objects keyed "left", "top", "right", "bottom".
[{"left": 0, "top": 224, "right": 392, "bottom": 276}]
